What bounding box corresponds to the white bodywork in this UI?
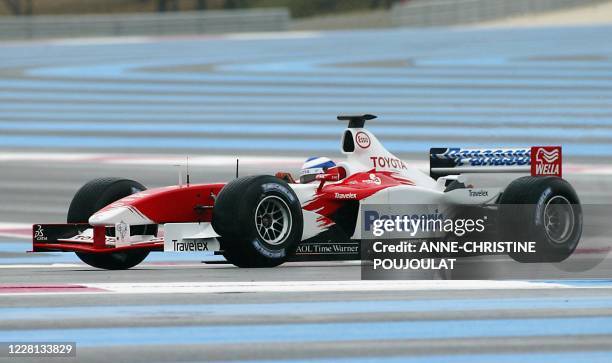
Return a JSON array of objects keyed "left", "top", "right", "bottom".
[
  {"left": 288, "top": 126, "right": 523, "bottom": 242},
  {"left": 164, "top": 223, "right": 220, "bottom": 252},
  {"left": 85, "top": 124, "right": 526, "bottom": 252}
]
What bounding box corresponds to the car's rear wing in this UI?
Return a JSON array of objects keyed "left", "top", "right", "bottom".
[{"left": 429, "top": 146, "right": 562, "bottom": 179}]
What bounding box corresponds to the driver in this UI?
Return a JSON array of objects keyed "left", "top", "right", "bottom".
[{"left": 300, "top": 157, "right": 337, "bottom": 184}]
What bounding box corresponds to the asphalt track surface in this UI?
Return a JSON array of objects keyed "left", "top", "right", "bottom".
[{"left": 1, "top": 25, "right": 612, "bottom": 362}]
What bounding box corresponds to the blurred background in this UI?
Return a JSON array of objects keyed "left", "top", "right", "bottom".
[
  {"left": 2, "top": 0, "right": 612, "bottom": 34},
  {"left": 2, "top": 2, "right": 612, "bottom": 362},
  {"left": 0, "top": 0, "right": 611, "bottom": 217},
  {"left": 1, "top": 0, "right": 612, "bottom": 221}
]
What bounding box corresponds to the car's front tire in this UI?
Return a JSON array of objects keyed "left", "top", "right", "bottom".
[
  {"left": 67, "top": 177, "right": 152, "bottom": 270},
  {"left": 212, "top": 175, "right": 303, "bottom": 268}
]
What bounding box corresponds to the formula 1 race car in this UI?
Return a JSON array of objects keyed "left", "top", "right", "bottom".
[{"left": 32, "top": 115, "right": 582, "bottom": 269}]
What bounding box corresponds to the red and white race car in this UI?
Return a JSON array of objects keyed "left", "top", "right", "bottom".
[{"left": 32, "top": 115, "right": 582, "bottom": 269}]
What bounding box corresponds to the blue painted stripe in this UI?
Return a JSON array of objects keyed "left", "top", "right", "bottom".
[
  {"left": 1, "top": 121, "right": 612, "bottom": 139},
  {"left": 229, "top": 352, "right": 612, "bottom": 363},
  {"left": 0, "top": 41, "right": 610, "bottom": 77},
  {"left": 20, "top": 36, "right": 612, "bottom": 81},
  {"left": 3, "top": 79, "right": 612, "bottom": 97},
  {"left": 6, "top": 103, "right": 612, "bottom": 115},
  {"left": 1, "top": 242, "right": 41, "bottom": 253},
  {"left": 0, "top": 134, "right": 610, "bottom": 155},
  {"left": 11, "top": 56, "right": 612, "bottom": 74},
  {"left": 194, "top": 60, "right": 612, "bottom": 75},
  {"left": 2, "top": 317, "right": 612, "bottom": 346},
  {"left": 24, "top": 66, "right": 612, "bottom": 87},
  {"left": 3, "top": 112, "right": 612, "bottom": 126},
  {"left": 3, "top": 91, "right": 612, "bottom": 106},
  {"left": 3, "top": 297, "right": 612, "bottom": 321},
  {"left": 0, "top": 242, "right": 219, "bottom": 264},
  {"left": 213, "top": 64, "right": 612, "bottom": 76},
  {"left": 7, "top": 46, "right": 611, "bottom": 76},
  {"left": 0, "top": 253, "right": 220, "bottom": 265}
]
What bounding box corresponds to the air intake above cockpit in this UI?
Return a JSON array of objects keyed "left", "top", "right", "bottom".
[{"left": 337, "top": 114, "right": 377, "bottom": 128}]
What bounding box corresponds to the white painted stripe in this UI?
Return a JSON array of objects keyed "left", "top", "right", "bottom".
[
  {"left": 1, "top": 152, "right": 611, "bottom": 175},
  {"left": 0, "top": 31, "right": 321, "bottom": 47},
  {"left": 89, "top": 280, "right": 574, "bottom": 294},
  {"left": 0, "top": 36, "right": 157, "bottom": 48},
  {"left": 0, "top": 152, "right": 101, "bottom": 162},
  {"left": 0, "top": 232, "right": 29, "bottom": 239},
  {"left": 48, "top": 36, "right": 155, "bottom": 46},
  {"left": 0, "top": 280, "right": 602, "bottom": 296},
  {"left": 0, "top": 263, "right": 215, "bottom": 269},
  {"left": 108, "top": 155, "right": 304, "bottom": 167},
  {"left": 0, "top": 261, "right": 359, "bottom": 269},
  {"left": 223, "top": 31, "right": 321, "bottom": 41},
  {"left": 0, "top": 222, "right": 32, "bottom": 229},
  {"left": 0, "top": 152, "right": 304, "bottom": 166},
  {"left": 0, "top": 264, "right": 81, "bottom": 269},
  {"left": 564, "top": 165, "right": 612, "bottom": 175},
  {"left": 0, "top": 222, "right": 32, "bottom": 239}
]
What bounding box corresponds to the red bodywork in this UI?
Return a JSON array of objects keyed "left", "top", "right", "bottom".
[
  {"left": 32, "top": 225, "right": 165, "bottom": 253},
  {"left": 32, "top": 183, "right": 225, "bottom": 253},
  {"left": 32, "top": 171, "right": 410, "bottom": 254},
  {"left": 97, "top": 183, "right": 225, "bottom": 223},
  {"left": 304, "top": 170, "right": 414, "bottom": 227}
]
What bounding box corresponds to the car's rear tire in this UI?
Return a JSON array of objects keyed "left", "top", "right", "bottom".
[
  {"left": 67, "top": 177, "right": 151, "bottom": 270},
  {"left": 212, "top": 175, "right": 303, "bottom": 268},
  {"left": 499, "top": 176, "right": 582, "bottom": 263}
]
